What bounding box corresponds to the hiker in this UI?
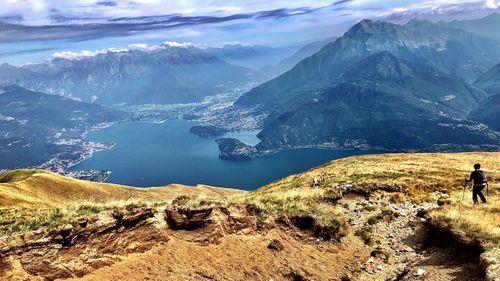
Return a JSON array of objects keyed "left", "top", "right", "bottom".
[{"left": 464, "top": 163, "right": 488, "bottom": 204}]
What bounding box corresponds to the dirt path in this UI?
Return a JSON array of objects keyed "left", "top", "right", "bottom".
[{"left": 337, "top": 192, "right": 484, "bottom": 281}]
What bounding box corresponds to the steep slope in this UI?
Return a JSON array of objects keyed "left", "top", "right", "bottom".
[
  {"left": 0, "top": 47, "right": 251, "bottom": 105},
  {"left": 475, "top": 62, "right": 500, "bottom": 95},
  {"left": 0, "top": 85, "right": 125, "bottom": 169},
  {"left": 236, "top": 19, "right": 500, "bottom": 110},
  {"left": 469, "top": 94, "right": 500, "bottom": 131},
  {"left": 338, "top": 51, "right": 485, "bottom": 116},
  {"left": 257, "top": 37, "right": 338, "bottom": 80},
  {"left": 442, "top": 12, "right": 500, "bottom": 41},
  {"left": 276, "top": 38, "right": 338, "bottom": 73},
  {"left": 254, "top": 52, "right": 496, "bottom": 151}
]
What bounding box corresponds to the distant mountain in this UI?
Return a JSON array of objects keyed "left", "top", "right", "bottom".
[
  {"left": 0, "top": 47, "right": 251, "bottom": 105},
  {"left": 0, "top": 85, "right": 124, "bottom": 168},
  {"left": 204, "top": 44, "right": 290, "bottom": 70},
  {"left": 441, "top": 13, "right": 500, "bottom": 41},
  {"left": 237, "top": 19, "right": 500, "bottom": 110},
  {"left": 276, "top": 38, "right": 338, "bottom": 73},
  {"left": 469, "top": 94, "right": 500, "bottom": 131},
  {"left": 254, "top": 52, "right": 497, "bottom": 151},
  {"left": 257, "top": 37, "right": 338, "bottom": 81},
  {"left": 475, "top": 62, "right": 500, "bottom": 95}
]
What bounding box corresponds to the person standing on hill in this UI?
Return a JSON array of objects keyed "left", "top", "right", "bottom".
[{"left": 464, "top": 163, "right": 488, "bottom": 204}]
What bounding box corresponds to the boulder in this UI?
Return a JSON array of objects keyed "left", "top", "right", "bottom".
[{"left": 267, "top": 239, "right": 285, "bottom": 252}]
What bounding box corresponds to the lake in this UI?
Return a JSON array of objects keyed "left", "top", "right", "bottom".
[{"left": 71, "top": 120, "right": 380, "bottom": 190}]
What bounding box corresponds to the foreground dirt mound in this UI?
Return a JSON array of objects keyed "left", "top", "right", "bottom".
[
  {"left": 0, "top": 208, "right": 166, "bottom": 280},
  {"left": 0, "top": 205, "right": 366, "bottom": 281},
  {"left": 165, "top": 205, "right": 262, "bottom": 244}
]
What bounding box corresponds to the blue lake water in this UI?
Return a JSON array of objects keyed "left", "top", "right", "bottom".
[{"left": 71, "top": 120, "right": 380, "bottom": 190}]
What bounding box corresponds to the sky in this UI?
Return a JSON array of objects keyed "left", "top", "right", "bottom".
[{"left": 0, "top": 0, "right": 499, "bottom": 65}]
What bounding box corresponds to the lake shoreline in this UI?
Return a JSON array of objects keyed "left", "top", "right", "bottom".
[{"left": 68, "top": 119, "right": 383, "bottom": 189}]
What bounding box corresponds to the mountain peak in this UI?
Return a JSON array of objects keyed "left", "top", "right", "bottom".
[
  {"left": 0, "top": 84, "right": 23, "bottom": 92},
  {"left": 352, "top": 19, "right": 375, "bottom": 32},
  {"left": 0, "top": 62, "right": 16, "bottom": 69},
  {"left": 343, "top": 19, "right": 397, "bottom": 39},
  {"left": 484, "top": 12, "right": 500, "bottom": 20}
]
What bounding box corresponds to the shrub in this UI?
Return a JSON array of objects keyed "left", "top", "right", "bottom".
[
  {"left": 171, "top": 195, "right": 194, "bottom": 206},
  {"left": 355, "top": 227, "right": 373, "bottom": 245}
]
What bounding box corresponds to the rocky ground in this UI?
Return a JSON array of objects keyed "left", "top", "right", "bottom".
[{"left": 336, "top": 191, "right": 485, "bottom": 281}]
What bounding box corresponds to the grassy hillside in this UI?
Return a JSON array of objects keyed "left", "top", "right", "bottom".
[
  {"left": 0, "top": 169, "right": 245, "bottom": 235},
  {"left": 1, "top": 152, "right": 498, "bottom": 242},
  {"left": 242, "top": 152, "right": 499, "bottom": 247},
  {"left": 0, "top": 152, "right": 498, "bottom": 280},
  {"left": 0, "top": 169, "right": 244, "bottom": 209},
  {"left": 258, "top": 152, "right": 499, "bottom": 194}
]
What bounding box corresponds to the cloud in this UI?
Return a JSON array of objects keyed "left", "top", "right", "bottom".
[
  {"left": 377, "top": 1, "right": 498, "bottom": 22},
  {"left": 49, "top": 41, "right": 204, "bottom": 61},
  {"left": 0, "top": 48, "right": 56, "bottom": 58},
  {"left": 485, "top": 0, "right": 499, "bottom": 9},
  {"left": 0, "top": 0, "right": 497, "bottom": 54},
  {"left": 0, "top": 14, "right": 24, "bottom": 22},
  {"left": 51, "top": 48, "right": 128, "bottom": 60},
  {"left": 162, "top": 41, "right": 196, "bottom": 48},
  {"left": 97, "top": 1, "right": 117, "bottom": 7},
  {"left": 0, "top": 1, "right": 342, "bottom": 43},
  {"left": 128, "top": 43, "right": 158, "bottom": 50}
]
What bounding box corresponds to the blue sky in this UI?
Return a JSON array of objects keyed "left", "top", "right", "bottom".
[{"left": 0, "top": 0, "right": 499, "bottom": 65}]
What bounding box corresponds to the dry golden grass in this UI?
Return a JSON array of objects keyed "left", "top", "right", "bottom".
[
  {"left": 258, "top": 152, "right": 500, "bottom": 199},
  {"left": 0, "top": 169, "right": 245, "bottom": 209},
  {"left": 1, "top": 152, "right": 498, "bottom": 242},
  {"left": 239, "top": 152, "right": 500, "bottom": 243},
  {"left": 0, "top": 199, "right": 157, "bottom": 236},
  {"left": 428, "top": 184, "right": 500, "bottom": 247},
  {"left": 0, "top": 170, "right": 245, "bottom": 236}
]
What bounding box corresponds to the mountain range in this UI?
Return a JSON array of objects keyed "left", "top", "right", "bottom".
[
  {"left": 1, "top": 14, "right": 500, "bottom": 166},
  {"left": 237, "top": 19, "right": 500, "bottom": 110},
  {"left": 0, "top": 85, "right": 124, "bottom": 169},
  {"left": 0, "top": 47, "right": 251, "bottom": 105},
  {"left": 232, "top": 17, "right": 500, "bottom": 154},
  {"left": 441, "top": 12, "right": 500, "bottom": 42},
  {"left": 471, "top": 62, "right": 500, "bottom": 131}
]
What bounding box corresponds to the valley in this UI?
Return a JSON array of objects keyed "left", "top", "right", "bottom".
[{"left": 3, "top": 15, "right": 500, "bottom": 182}]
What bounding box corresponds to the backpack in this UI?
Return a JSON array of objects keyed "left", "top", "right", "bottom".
[{"left": 474, "top": 170, "right": 487, "bottom": 184}]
